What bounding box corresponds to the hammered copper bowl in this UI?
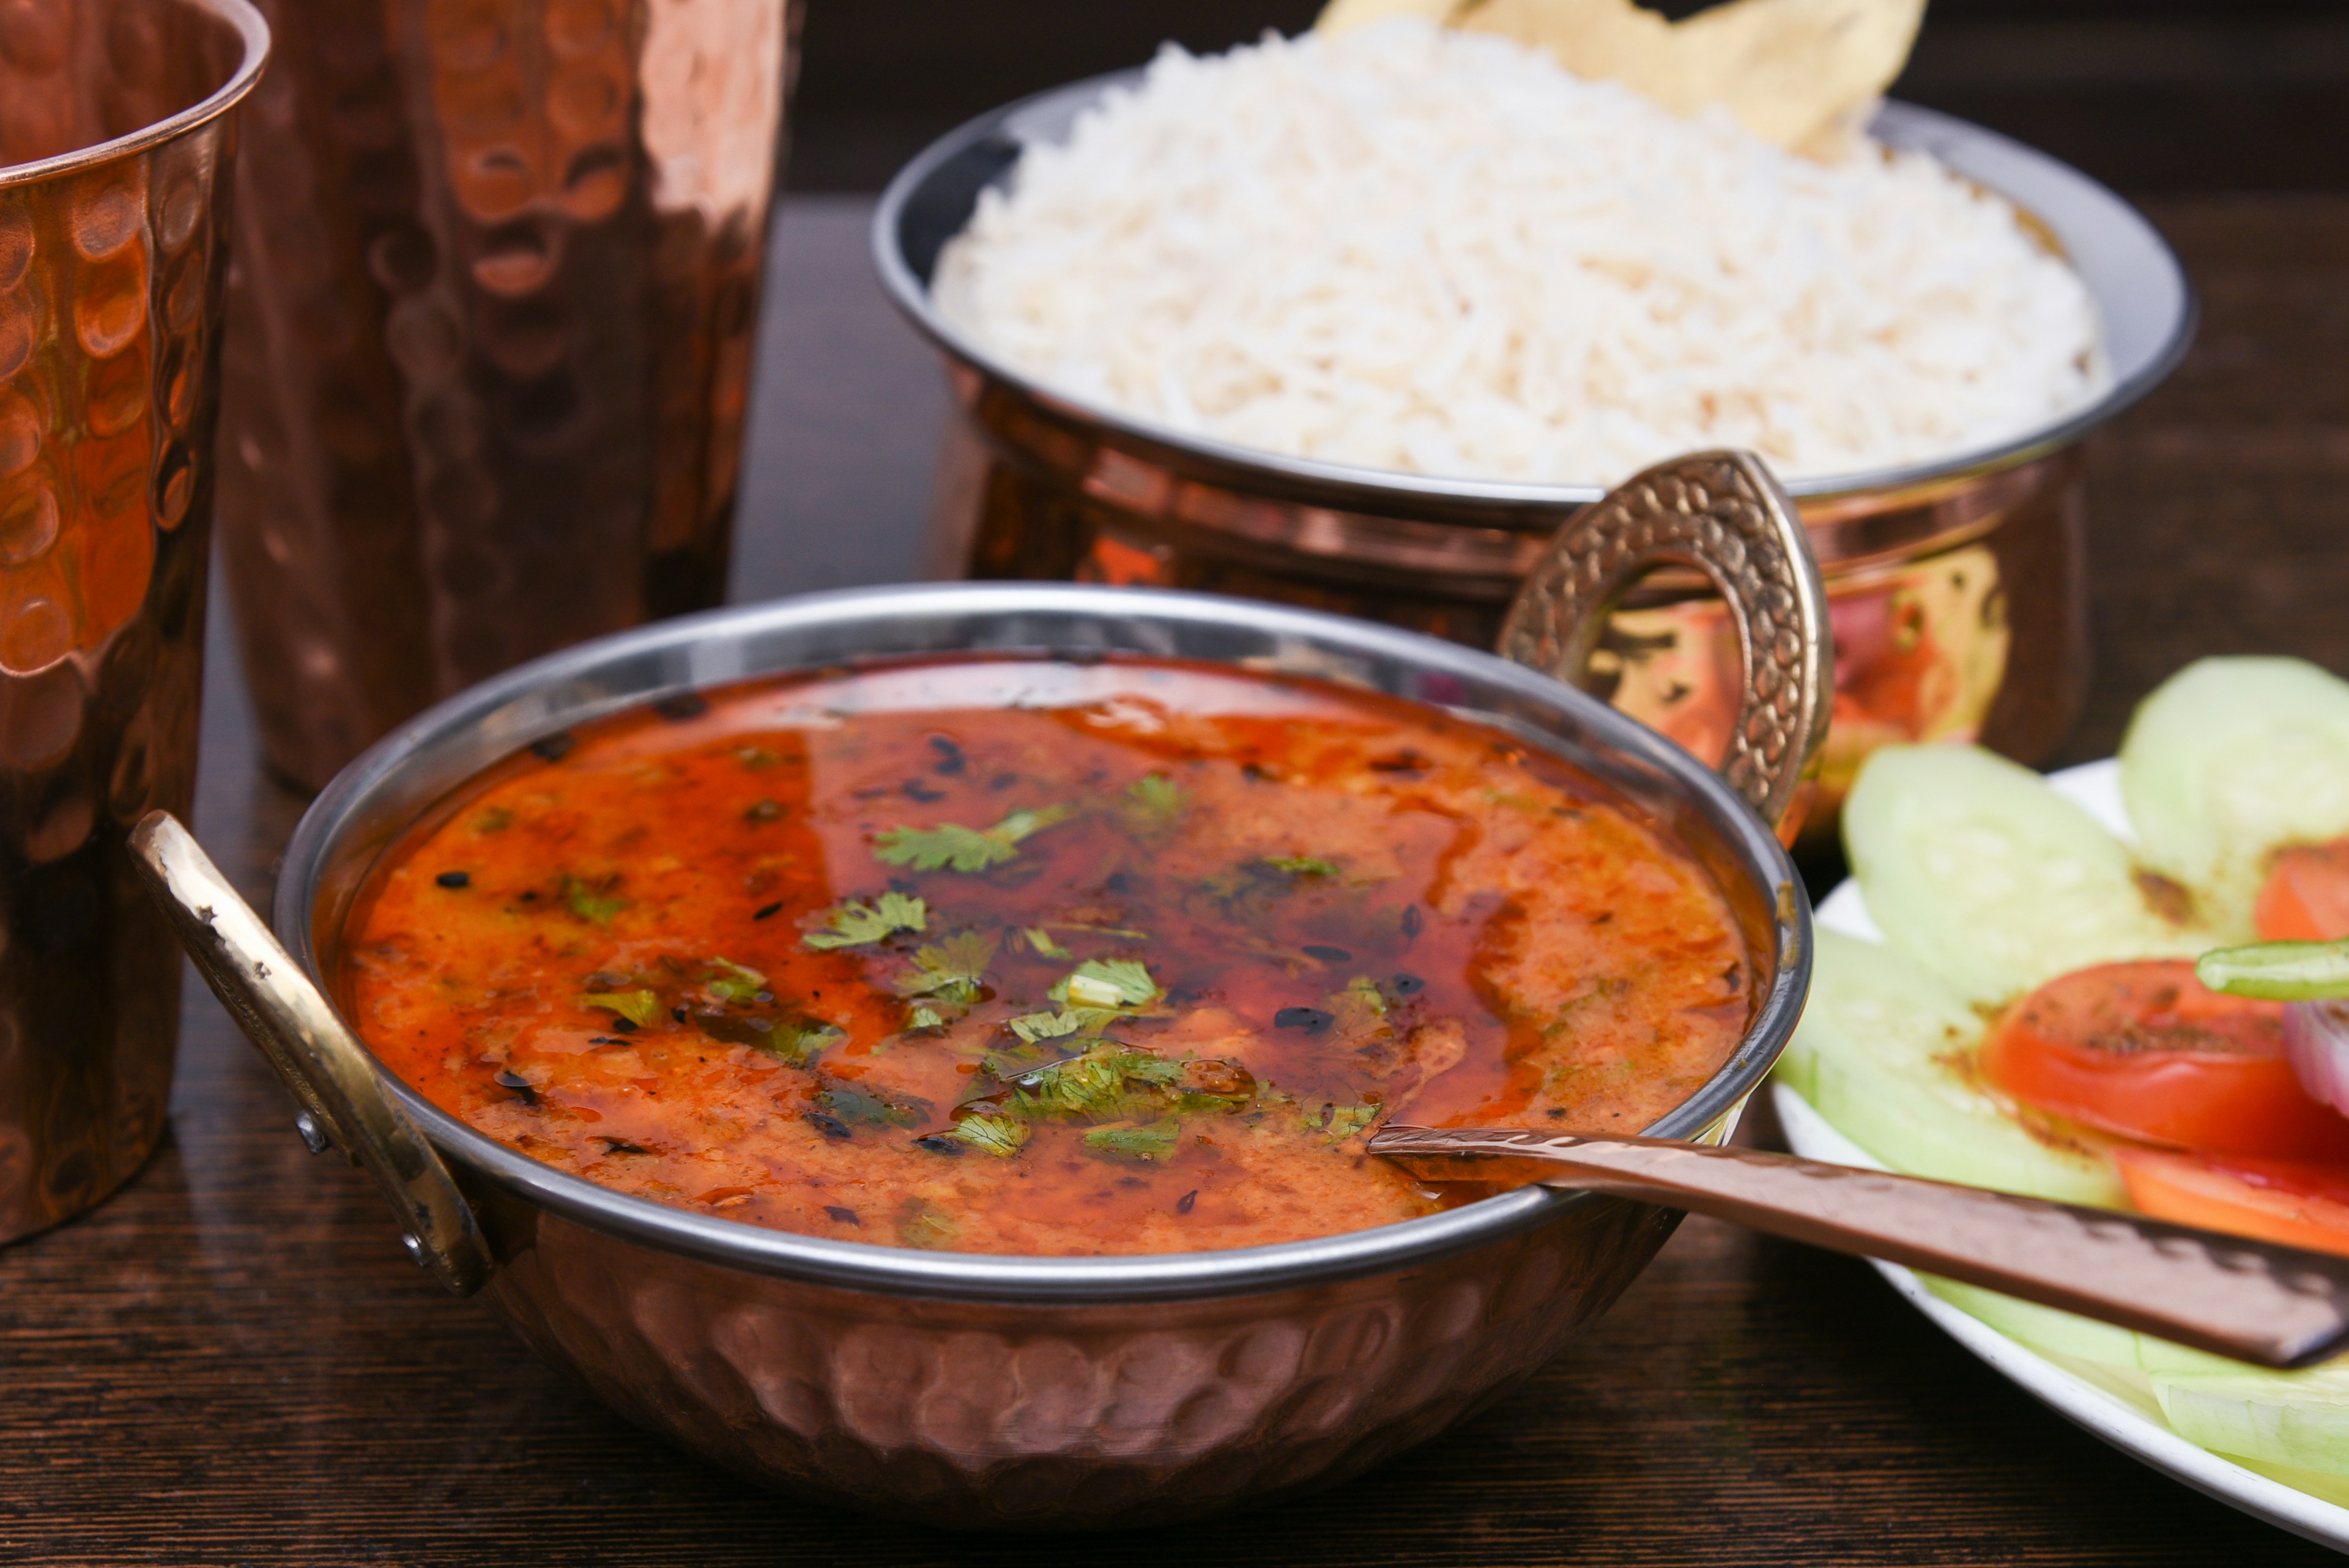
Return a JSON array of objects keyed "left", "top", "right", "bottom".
[
  {"left": 173, "top": 583, "right": 1808, "bottom": 1529},
  {"left": 874, "top": 83, "right": 2196, "bottom": 849}
]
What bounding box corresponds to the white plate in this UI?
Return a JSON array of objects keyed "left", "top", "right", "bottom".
[{"left": 1778, "top": 758, "right": 2349, "bottom": 1554}]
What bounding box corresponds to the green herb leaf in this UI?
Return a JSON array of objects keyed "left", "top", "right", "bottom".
[
  {"left": 1121, "top": 773, "right": 1187, "bottom": 835},
  {"left": 472, "top": 806, "right": 513, "bottom": 834},
  {"left": 562, "top": 876, "right": 628, "bottom": 925},
  {"left": 1300, "top": 1101, "right": 1382, "bottom": 1143},
  {"left": 1265, "top": 855, "right": 1340, "bottom": 879},
  {"left": 1008, "top": 1009, "right": 1082, "bottom": 1043},
  {"left": 895, "top": 929, "right": 997, "bottom": 1004},
  {"left": 1023, "top": 926, "right": 1072, "bottom": 960},
  {"left": 1048, "top": 958, "right": 1159, "bottom": 1010},
  {"left": 767, "top": 1016, "right": 845, "bottom": 1062},
  {"left": 896, "top": 1198, "right": 959, "bottom": 1249},
  {"left": 2199, "top": 937, "right": 2349, "bottom": 1000},
  {"left": 692, "top": 1010, "right": 841, "bottom": 1062},
  {"left": 908, "top": 1005, "right": 946, "bottom": 1030},
  {"left": 578, "top": 989, "right": 661, "bottom": 1029},
  {"left": 874, "top": 803, "right": 1074, "bottom": 873},
  {"left": 804, "top": 892, "right": 929, "bottom": 950},
  {"left": 947, "top": 1104, "right": 1030, "bottom": 1158},
  {"left": 1083, "top": 1117, "right": 1182, "bottom": 1162},
  {"left": 820, "top": 1081, "right": 923, "bottom": 1128},
  {"left": 1004, "top": 1043, "right": 1181, "bottom": 1120},
  {"left": 701, "top": 956, "right": 768, "bottom": 1003},
  {"left": 1172, "top": 1057, "right": 1257, "bottom": 1114}
]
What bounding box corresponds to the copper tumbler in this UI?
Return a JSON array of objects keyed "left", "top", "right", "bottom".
[
  {"left": 215, "top": 0, "right": 800, "bottom": 790},
  {"left": 0, "top": 0, "right": 266, "bottom": 1241}
]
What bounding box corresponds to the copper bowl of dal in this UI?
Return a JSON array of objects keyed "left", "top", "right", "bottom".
[
  {"left": 874, "top": 79, "right": 2194, "bottom": 849},
  {"left": 135, "top": 563, "right": 1819, "bottom": 1528}
]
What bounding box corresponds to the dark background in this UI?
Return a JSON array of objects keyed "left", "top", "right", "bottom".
[
  {"left": 784, "top": 0, "right": 2349, "bottom": 195},
  {"left": 15, "top": 6, "right": 2349, "bottom": 1564}
]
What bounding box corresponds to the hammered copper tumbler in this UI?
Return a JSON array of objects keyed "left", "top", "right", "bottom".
[
  {"left": 0, "top": 0, "right": 265, "bottom": 1242},
  {"left": 215, "top": 0, "right": 800, "bottom": 790}
]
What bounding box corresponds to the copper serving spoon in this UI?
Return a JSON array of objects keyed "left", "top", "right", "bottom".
[{"left": 1370, "top": 1125, "right": 2349, "bottom": 1370}]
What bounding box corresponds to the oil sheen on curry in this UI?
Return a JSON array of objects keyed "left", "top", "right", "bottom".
[{"left": 343, "top": 657, "right": 1753, "bottom": 1256}]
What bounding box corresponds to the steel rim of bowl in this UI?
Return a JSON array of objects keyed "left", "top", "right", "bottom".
[
  {"left": 0, "top": 0, "right": 270, "bottom": 190},
  {"left": 278, "top": 582, "right": 1811, "bottom": 1304},
  {"left": 870, "top": 72, "right": 2196, "bottom": 508}
]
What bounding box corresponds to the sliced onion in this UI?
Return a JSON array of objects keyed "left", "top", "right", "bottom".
[{"left": 2285, "top": 999, "right": 2349, "bottom": 1119}]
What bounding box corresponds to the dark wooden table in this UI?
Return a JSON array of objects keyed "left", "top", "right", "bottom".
[{"left": 8, "top": 195, "right": 2349, "bottom": 1566}]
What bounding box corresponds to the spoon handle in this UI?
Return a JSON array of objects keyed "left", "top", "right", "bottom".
[{"left": 1370, "top": 1125, "right": 2349, "bottom": 1369}]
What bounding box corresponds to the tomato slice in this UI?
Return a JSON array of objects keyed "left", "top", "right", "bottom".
[
  {"left": 2256, "top": 838, "right": 2349, "bottom": 942},
  {"left": 1981, "top": 959, "right": 2349, "bottom": 1159},
  {"left": 2114, "top": 1146, "right": 2349, "bottom": 1259}
]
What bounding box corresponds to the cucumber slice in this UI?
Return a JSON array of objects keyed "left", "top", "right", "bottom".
[
  {"left": 1775, "top": 929, "right": 2125, "bottom": 1205},
  {"left": 2135, "top": 1335, "right": 2265, "bottom": 1379},
  {"left": 2153, "top": 1364, "right": 2349, "bottom": 1477},
  {"left": 1920, "top": 1276, "right": 2142, "bottom": 1367},
  {"left": 2121, "top": 656, "right": 2349, "bottom": 937},
  {"left": 2228, "top": 1454, "right": 2349, "bottom": 1509},
  {"left": 1843, "top": 742, "right": 2203, "bottom": 1005}
]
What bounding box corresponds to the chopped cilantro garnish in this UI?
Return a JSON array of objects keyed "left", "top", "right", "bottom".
[
  {"left": 820, "top": 1081, "right": 922, "bottom": 1127},
  {"left": 907, "top": 1004, "right": 946, "bottom": 1030},
  {"left": 947, "top": 1104, "right": 1030, "bottom": 1158},
  {"left": 1023, "top": 926, "right": 1072, "bottom": 960},
  {"left": 578, "top": 989, "right": 660, "bottom": 1029},
  {"left": 804, "top": 892, "right": 928, "bottom": 950},
  {"left": 897, "top": 1199, "right": 959, "bottom": 1250},
  {"left": 1265, "top": 855, "right": 1339, "bottom": 879},
  {"left": 1048, "top": 958, "right": 1158, "bottom": 1010},
  {"left": 1083, "top": 1117, "right": 1182, "bottom": 1162},
  {"left": 1006, "top": 1008, "right": 1093, "bottom": 1043},
  {"left": 1301, "top": 1101, "right": 1382, "bottom": 1143},
  {"left": 1173, "top": 1057, "right": 1256, "bottom": 1113},
  {"left": 472, "top": 807, "right": 512, "bottom": 834},
  {"left": 562, "top": 876, "right": 628, "bottom": 924},
  {"left": 894, "top": 929, "right": 996, "bottom": 1004},
  {"left": 1121, "top": 773, "right": 1187, "bottom": 835},
  {"left": 701, "top": 956, "right": 767, "bottom": 1002},
  {"left": 874, "top": 802, "right": 1074, "bottom": 873},
  {"left": 1005, "top": 1042, "right": 1181, "bottom": 1120},
  {"left": 1324, "top": 976, "right": 1393, "bottom": 1049},
  {"left": 765, "top": 1016, "right": 845, "bottom": 1062},
  {"left": 692, "top": 1010, "right": 841, "bottom": 1062}
]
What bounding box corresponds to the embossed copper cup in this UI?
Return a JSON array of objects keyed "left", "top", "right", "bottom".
[
  {"left": 213, "top": 0, "right": 801, "bottom": 792},
  {"left": 875, "top": 84, "right": 2197, "bottom": 851},
  {"left": 0, "top": 0, "right": 266, "bottom": 1242}
]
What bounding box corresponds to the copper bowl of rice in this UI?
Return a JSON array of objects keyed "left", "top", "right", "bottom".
[{"left": 872, "top": 27, "right": 2192, "bottom": 849}]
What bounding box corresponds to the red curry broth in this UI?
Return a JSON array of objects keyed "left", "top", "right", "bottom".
[{"left": 341, "top": 656, "right": 1753, "bottom": 1256}]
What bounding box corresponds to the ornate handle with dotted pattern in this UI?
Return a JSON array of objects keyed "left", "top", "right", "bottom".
[{"left": 1497, "top": 450, "right": 1832, "bottom": 831}]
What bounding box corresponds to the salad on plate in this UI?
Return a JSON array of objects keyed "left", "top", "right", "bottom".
[{"left": 1775, "top": 656, "right": 2349, "bottom": 1507}]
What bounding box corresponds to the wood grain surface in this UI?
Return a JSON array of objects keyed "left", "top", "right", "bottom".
[{"left": 6, "top": 194, "right": 2349, "bottom": 1566}]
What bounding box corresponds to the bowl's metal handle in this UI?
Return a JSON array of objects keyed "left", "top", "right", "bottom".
[
  {"left": 1371, "top": 1125, "right": 2349, "bottom": 1370},
  {"left": 128, "top": 810, "right": 493, "bottom": 1296},
  {"left": 1496, "top": 449, "right": 1832, "bottom": 832}
]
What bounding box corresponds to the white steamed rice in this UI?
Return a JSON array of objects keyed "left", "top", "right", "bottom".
[{"left": 932, "top": 21, "right": 2107, "bottom": 486}]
